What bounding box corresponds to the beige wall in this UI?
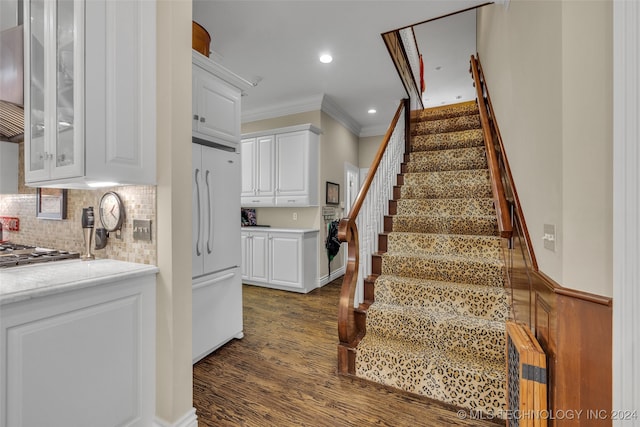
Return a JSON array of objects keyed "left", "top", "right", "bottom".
[
  {"left": 359, "top": 135, "right": 384, "bottom": 169},
  {"left": 241, "top": 110, "right": 359, "bottom": 280},
  {"left": 319, "top": 112, "right": 359, "bottom": 274},
  {"left": 155, "top": 0, "right": 194, "bottom": 423},
  {"left": 477, "top": 0, "right": 613, "bottom": 297}
]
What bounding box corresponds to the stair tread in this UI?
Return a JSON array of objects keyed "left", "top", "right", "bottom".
[
  {"left": 390, "top": 216, "right": 499, "bottom": 236},
  {"left": 375, "top": 273, "right": 506, "bottom": 291},
  {"left": 365, "top": 304, "right": 508, "bottom": 358},
  {"left": 392, "top": 213, "right": 497, "bottom": 219},
  {"left": 373, "top": 274, "right": 510, "bottom": 321},
  {"left": 412, "top": 114, "right": 482, "bottom": 136},
  {"left": 386, "top": 231, "right": 501, "bottom": 241},
  {"left": 412, "top": 101, "right": 479, "bottom": 122},
  {"left": 411, "top": 129, "right": 485, "bottom": 153},
  {"left": 385, "top": 233, "right": 502, "bottom": 259},
  {"left": 359, "top": 333, "right": 505, "bottom": 371},
  {"left": 407, "top": 147, "right": 488, "bottom": 173},
  {"left": 368, "top": 302, "right": 507, "bottom": 331},
  {"left": 383, "top": 250, "right": 504, "bottom": 265},
  {"left": 404, "top": 168, "right": 490, "bottom": 179},
  {"left": 355, "top": 340, "right": 507, "bottom": 417}
]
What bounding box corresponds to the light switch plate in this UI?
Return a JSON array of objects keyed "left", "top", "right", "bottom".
[
  {"left": 543, "top": 224, "right": 555, "bottom": 252},
  {"left": 133, "top": 219, "right": 152, "bottom": 242}
]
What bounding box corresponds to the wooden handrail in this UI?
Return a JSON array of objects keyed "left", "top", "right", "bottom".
[
  {"left": 336, "top": 100, "right": 406, "bottom": 353},
  {"left": 470, "top": 55, "right": 512, "bottom": 239},
  {"left": 475, "top": 55, "right": 538, "bottom": 270}
]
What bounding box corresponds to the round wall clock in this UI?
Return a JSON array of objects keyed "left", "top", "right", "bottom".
[{"left": 99, "top": 191, "right": 124, "bottom": 232}]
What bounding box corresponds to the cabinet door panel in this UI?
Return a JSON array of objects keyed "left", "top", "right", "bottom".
[
  {"left": 257, "top": 136, "right": 274, "bottom": 195},
  {"left": 24, "top": 0, "right": 47, "bottom": 180},
  {"left": 276, "top": 132, "right": 307, "bottom": 196},
  {"left": 195, "top": 68, "right": 241, "bottom": 145},
  {"left": 250, "top": 233, "right": 269, "bottom": 282},
  {"left": 54, "top": 0, "right": 81, "bottom": 174},
  {"left": 240, "top": 232, "right": 250, "bottom": 280},
  {"left": 240, "top": 138, "right": 256, "bottom": 197},
  {"left": 269, "top": 233, "right": 302, "bottom": 288}
]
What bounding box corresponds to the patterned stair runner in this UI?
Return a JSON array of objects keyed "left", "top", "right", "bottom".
[{"left": 355, "top": 100, "right": 510, "bottom": 417}]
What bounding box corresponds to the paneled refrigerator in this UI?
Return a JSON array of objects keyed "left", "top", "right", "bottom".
[{"left": 192, "top": 142, "right": 243, "bottom": 363}]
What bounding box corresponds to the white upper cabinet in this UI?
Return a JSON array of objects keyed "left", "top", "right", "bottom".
[
  {"left": 192, "top": 64, "right": 241, "bottom": 146},
  {"left": 240, "top": 135, "right": 275, "bottom": 205},
  {"left": 275, "top": 130, "right": 318, "bottom": 206},
  {"left": 241, "top": 124, "right": 320, "bottom": 207},
  {"left": 24, "top": 0, "right": 156, "bottom": 188}
]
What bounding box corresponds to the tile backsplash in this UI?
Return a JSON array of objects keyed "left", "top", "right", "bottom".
[{"left": 0, "top": 143, "right": 157, "bottom": 265}]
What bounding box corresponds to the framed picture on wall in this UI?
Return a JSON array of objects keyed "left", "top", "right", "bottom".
[
  {"left": 36, "top": 188, "right": 68, "bottom": 220},
  {"left": 326, "top": 181, "right": 340, "bottom": 205}
]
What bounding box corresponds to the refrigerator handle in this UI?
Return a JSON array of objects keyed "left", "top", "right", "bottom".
[
  {"left": 206, "top": 169, "right": 213, "bottom": 254},
  {"left": 195, "top": 168, "right": 202, "bottom": 256}
]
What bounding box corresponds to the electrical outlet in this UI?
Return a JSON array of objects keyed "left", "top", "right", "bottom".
[{"left": 292, "top": 212, "right": 298, "bottom": 221}]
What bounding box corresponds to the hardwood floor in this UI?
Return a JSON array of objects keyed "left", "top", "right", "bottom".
[{"left": 193, "top": 279, "right": 504, "bottom": 426}]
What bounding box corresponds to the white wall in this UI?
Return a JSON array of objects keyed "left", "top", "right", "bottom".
[
  {"left": 560, "top": 0, "right": 613, "bottom": 297},
  {"left": 477, "top": 0, "right": 613, "bottom": 297}
]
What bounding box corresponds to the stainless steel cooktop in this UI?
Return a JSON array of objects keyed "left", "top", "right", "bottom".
[{"left": 0, "top": 242, "right": 80, "bottom": 269}]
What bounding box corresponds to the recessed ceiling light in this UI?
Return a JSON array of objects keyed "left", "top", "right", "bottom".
[
  {"left": 368, "top": 109, "right": 377, "bottom": 114},
  {"left": 319, "top": 54, "right": 333, "bottom": 64}
]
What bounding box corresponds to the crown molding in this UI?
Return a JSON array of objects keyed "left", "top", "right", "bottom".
[
  {"left": 192, "top": 51, "right": 255, "bottom": 91},
  {"left": 320, "top": 95, "right": 362, "bottom": 137},
  {"left": 242, "top": 93, "right": 363, "bottom": 137},
  {"left": 241, "top": 94, "right": 324, "bottom": 123}
]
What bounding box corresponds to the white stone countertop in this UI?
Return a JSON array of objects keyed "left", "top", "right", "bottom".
[
  {"left": 240, "top": 227, "right": 319, "bottom": 233},
  {"left": 0, "top": 259, "right": 159, "bottom": 306}
]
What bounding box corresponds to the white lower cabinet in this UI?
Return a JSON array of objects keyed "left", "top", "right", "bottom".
[
  {"left": 241, "top": 228, "right": 318, "bottom": 293},
  {"left": 0, "top": 271, "right": 156, "bottom": 427},
  {"left": 192, "top": 268, "right": 243, "bottom": 363},
  {"left": 241, "top": 231, "right": 269, "bottom": 283}
]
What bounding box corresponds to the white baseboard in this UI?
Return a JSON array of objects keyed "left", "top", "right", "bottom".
[
  {"left": 317, "top": 265, "right": 345, "bottom": 287},
  {"left": 154, "top": 408, "right": 198, "bottom": 427}
]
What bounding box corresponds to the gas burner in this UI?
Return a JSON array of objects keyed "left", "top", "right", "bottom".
[
  {"left": 0, "top": 242, "right": 80, "bottom": 269},
  {"left": 0, "top": 243, "right": 36, "bottom": 252}
]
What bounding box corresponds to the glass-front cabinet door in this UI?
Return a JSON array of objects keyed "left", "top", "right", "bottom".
[{"left": 25, "top": 0, "right": 84, "bottom": 183}]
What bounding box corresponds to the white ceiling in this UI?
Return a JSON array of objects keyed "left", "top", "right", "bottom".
[{"left": 192, "top": 1, "right": 487, "bottom": 137}]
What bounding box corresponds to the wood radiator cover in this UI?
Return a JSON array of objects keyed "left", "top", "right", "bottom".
[{"left": 506, "top": 321, "right": 548, "bottom": 427}]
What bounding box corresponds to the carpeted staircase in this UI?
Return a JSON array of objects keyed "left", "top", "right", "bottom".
[{"left": 355, "top": 100, "right": 511, "bottom": 417}]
